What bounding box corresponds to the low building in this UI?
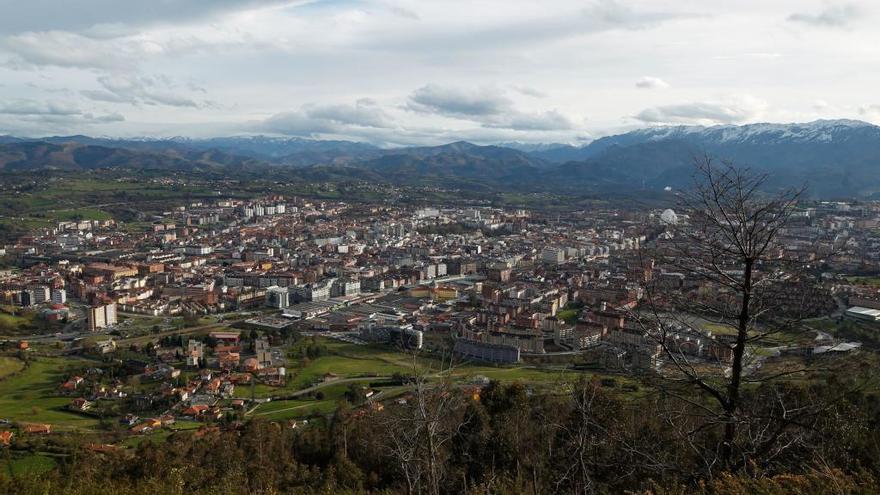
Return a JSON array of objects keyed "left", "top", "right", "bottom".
[
  {"left": 453, "top": 339, "right": 520, "bottom": 363},
  {"left": 845, "top": 306, "right": 880, "bottom": 322}
]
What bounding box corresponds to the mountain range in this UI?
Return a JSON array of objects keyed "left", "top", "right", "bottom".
[{"left": 2, "top": 119, "right": 880, "bottom": 198}]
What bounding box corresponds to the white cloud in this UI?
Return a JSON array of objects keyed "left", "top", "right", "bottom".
[
  {"left": 510, "top": 85, "right": 548, "bottom": 98},
  {"left": 0, "top": 1, "right": 875, "bottom": 140},
  {"left": 0, "top": 97, "right": 124, "bottom": 135},
  {"left": 408, "top": 85, "right": 512, "bottom": 117},
  {"left": 81, "top": 74, "right": 203, "bottom": 108},
  {"left": 255, "top": 92, "right": 582, "bottom": 146},
  {"left": 484, "top": 110, "right": 575, "bottom": 131},
  {"left": 303, "top": 99, "right": 392, "bottom": 128},
  {"left": 258, "top": 99, "right": 395, "bottom": 138},
  {"left": 788, "top": 3, "right": 861, "bottom": 28},
  {"left": 0, "top": 99, "right": 82, "bottom": 115},
  {"left": 407, "top": 84, "right": 574, "bottom": 131},
  {"left": 635, "top": 96, "right": 767, "bottom": 125},
  {"left": 3, "top": 30, "right": 136, "bottom": 70},
  {"left": 635, "top": 76, "right": 669, "bottom": 89},
  {"left": 0, "top": 1, "right": 295, "bottom": 35}
]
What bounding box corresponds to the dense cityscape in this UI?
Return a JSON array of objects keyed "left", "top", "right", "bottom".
[
  {"left": 3, "top": 1, "right": 880, "bottom": 494},
  {"left": 0, "top": 170, "right": 878, "bottom": 492}
]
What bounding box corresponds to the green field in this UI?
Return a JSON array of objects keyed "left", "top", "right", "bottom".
[
  {"left": 0, "top": 356, "right": 101, "bottom": 429},
  {"left": 250, "top": 398, "right": 338, "bottom": 420},
  {"left": 249, "top": 379, "right": 405, "bottom": 420},
  {"left": 0, "top": 175, "right": 229, "bottom": 243},
  {"left": 0, "top": 312, "right": 25, "bottom": 327},
  {"left": 288, "top": 353, "right": 409, "bottom": 389},
  {"left": 52, "top": 207, "right": 113, "bottom": 222},
  {"left": 238, "top": 336, "right": 580, "bottom": 400},
  {"left": 4, "top": 453, "right": 58, "bottom": 476},
  {"left": 701, "top": 322, "right": 738, "bottom": 336},
  {"left": 0, "top": 306, "right": 38, "bottom": 332},
  {"left": 231, "top": 338, "right": 427, "bottom": 399},
  {"left": 234, "top": 351, "right": 411, "bottom": 400},
  {"left": 122, "top": 420, "right": 203, "bottom": 448},
  {"left": 0, "top": 356, "right": 25, "bottom": 379},
  {"left": 168, "top": 420, "right": 202, "bottom": 431},
  {"left": 304, "top": 338, "right": 603, "bottom": 383},
  {"left": 845, "top": 276, "right": 880, "bottom": 286},
  {"left": 449, "top": 365, "right": 572, "bottom": 383}
]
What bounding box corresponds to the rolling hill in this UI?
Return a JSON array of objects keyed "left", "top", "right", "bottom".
[{"left": 4, "top": 119, "right": 880, "bottom": 197}]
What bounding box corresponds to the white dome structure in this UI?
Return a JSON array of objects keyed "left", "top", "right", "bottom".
[{"left": 660, "top": 209, "right": 678, "bottom": 225}]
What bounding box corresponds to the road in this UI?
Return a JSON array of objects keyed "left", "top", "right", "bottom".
[
  {"left": 244, "top": 375, "right": 394, "bottom": 417},
  {"left": 57, "top": 322, "right": 228, "bottom": 353}
]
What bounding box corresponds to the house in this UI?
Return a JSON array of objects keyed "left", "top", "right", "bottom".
[
  {"left": 94, "top": 384, "right": 126, "bottom": 399},
  {"left": 228, "top": 373, "right": 252, "bottom": 384},
  {"left": 255, "top": 367, "right": 285, "bottom": 385},
  {"left": 147, "top": 364, "right": 179, "bottom": 380},
  {"left": 0, "top": 430, "right": 13, "bottom": 446},
  {"left": 131, "top": 417, "right": 163, "bottom": 434},
  {"left": 120, "top": 414, "right": 139, "bottom": 426},
  {"left": 242, "top": 357, "right": 261, "bottom": 372},
  {"left": 69, "top": 398, "right": 93, "bottom": 412},
  {"left": 218, "top": 351, "right": 240, "bottom": 369},
  {"left": 204, "top": 378, "right": 222, "bottom": 394},
  {"left": 182, "top": 404, "right": 210, "bottom": 418},
  {"left": 22, "top": 423, "right": 52, "bottom": 435},
  {"left": 210, "top": 331, "right": 241, "bottom": 344},
  {"left": 130, "top": 423, "right": 154, "bottom": 435},
  {"left": 215, "top": 344, "right": 240, "bottom": 354},
  {"left": 60, "top": 376, "right": 84, "bottom": 393},
  {"left": 186, "top": 340, "right": 205, "bottom": 367}
]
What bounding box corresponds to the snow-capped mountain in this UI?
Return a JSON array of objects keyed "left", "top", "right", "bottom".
[
  {"left": 592, "top": 119, "right": 880, "bottom": 145},
  {"left": 547, "top": 119, "right": 880, "bottom": 198}
]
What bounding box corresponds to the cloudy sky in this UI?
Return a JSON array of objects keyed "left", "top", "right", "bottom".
[{"left": 0, "top": 0, "right": 877, "bottom": 145}]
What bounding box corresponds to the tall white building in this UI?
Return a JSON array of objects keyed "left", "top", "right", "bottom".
[
  {"left": 32, "top": 286, "right": 51, "bottom": 304},
  {"left": 415, "top": 207, "right": 440, "bottom": 219},
  {"left": 88, "top": 303, "right": 118, "bottom": 332},
  {"left": 265, "top": 286, "right": 291, "bottom": 308},
  {"left": 541, "top": 247, "right": 566, "bottom": 265},
  {"left": 51, "top": 288, "right": 67, "bottom": 305}
]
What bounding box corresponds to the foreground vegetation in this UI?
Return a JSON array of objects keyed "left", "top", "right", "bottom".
[{"left": 0, "top": 372, "right": 876, "bottom": 494}]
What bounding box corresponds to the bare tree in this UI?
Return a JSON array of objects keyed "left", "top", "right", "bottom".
[
  {"left": 631, "top": 156, "right": 835, "bottom": 472},
  {"left": 370, "top": 348, "right": 467, "bottom": 495}
]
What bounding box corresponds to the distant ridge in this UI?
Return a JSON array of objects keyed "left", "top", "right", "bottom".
[{"left": 3, "top": 119, "right": 880, "bottom": 197}]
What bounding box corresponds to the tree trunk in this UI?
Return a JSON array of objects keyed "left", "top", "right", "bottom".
[{"left": 723, "top": 258, "right": 752, "bottom": 465}]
